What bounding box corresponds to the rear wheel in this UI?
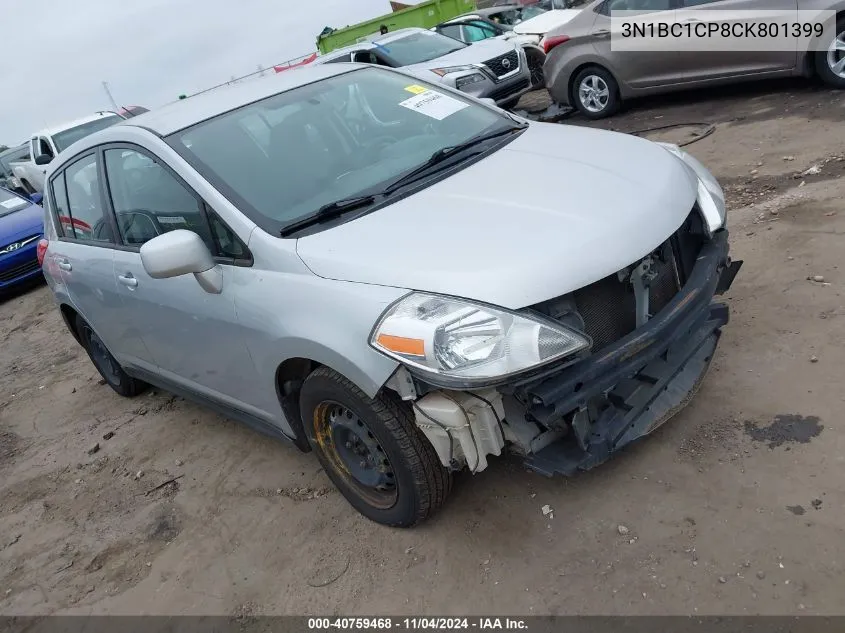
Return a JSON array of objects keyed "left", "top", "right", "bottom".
[
  {"left": 76, "top": 316, "right": 148, "bottom": 398},
  {"left": 571, "top": 66, "right": 620, "bottom": 119},
  {"left": 299, "top": 367, "right": 451, "bottom": 527},
  {"left": 815, "top": 18, "right": 845, "bottom": 88}
]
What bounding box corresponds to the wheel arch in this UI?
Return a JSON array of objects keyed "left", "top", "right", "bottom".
[
  {"left": 59, "top": 303, "right": 83, "bottom": 345},
  {"left": 273, "top": 343, "right": 401, "bottom": 453}
]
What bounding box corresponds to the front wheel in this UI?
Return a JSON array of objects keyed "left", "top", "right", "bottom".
[
  {"left": 299, "top": 367, "right": 452, "bottom": 527},
  {"left": 571, "top": 66, "right": 620, "bottom": 119},
  {"left": 815, "top": 19, "right": 845, "bottom": 88}
]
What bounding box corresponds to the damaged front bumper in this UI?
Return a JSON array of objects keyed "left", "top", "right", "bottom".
[{"left": 503, "top": 229, "right": 741, "bottom": 476}]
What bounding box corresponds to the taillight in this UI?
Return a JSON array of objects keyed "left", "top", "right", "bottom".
[
  {"left": 37, "top": 238, "right": 49, "bottom": 267},
  {"left": 542, "top": 34, "right": 570, "bottom": 54}
]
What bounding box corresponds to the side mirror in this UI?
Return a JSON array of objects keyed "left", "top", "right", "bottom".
[
  {"left": 29, "top": 192, "right": 43, "bottom": 205},
  {"left": 34, "top": 154, "right": 52, "bottom": 166},
  {"left": 139, "top": 229, "right": 222, "bottom": 294},
  {"left": 479, "top": 97, "right": 497, "bottom": 107}
]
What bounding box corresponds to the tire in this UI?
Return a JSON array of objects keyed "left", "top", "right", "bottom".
[
  {"left": 525, "top": 49, "right": 546, "bottom": 89},
  {"left": 571, "top": 66, "right": 620, "bottom": 119},
  {"left": 815, "top": 18, "right": 845, "bottom": 89},
  {"left": 299, "top": 366, "right": 452, "bottom": 527},
  {"left": 76, "top": 315, "right": 148, "bottom": 398}
]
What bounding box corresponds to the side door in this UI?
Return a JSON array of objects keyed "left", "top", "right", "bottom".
[
  {"left": 46, "top": 153, "right": 133, "bottom": 363},
  {"left": 591, "top": 0, "right": 681, "bottom": 89},
  {"left": 100, "top": 144, "right": 264, "bottom": 416},
  {"left": 670, "top": 0, "right": 798, "bottom": 81}
]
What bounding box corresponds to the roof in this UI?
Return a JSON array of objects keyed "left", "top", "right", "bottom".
[
  {"left": 316, "top": 27, "right": 432, "bottom": 61},
  {"left": 120, "top": 64, "right": 356, "bottom": 136},
  {"left": 35, "top": 111, "right": 123, "bottom": 138}
]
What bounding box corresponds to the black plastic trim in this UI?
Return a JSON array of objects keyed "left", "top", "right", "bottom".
[{"left": 511, "top": 229, "right": 733, "bottom": 425}]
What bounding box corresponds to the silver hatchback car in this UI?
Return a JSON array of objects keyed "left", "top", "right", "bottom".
[{"left": 40, "top": 64, "right": 739, "bottom": 526}]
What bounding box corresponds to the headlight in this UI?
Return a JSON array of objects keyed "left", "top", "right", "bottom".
[
  {"left": 455, "top": 73, "right": 486, "bottom": 91},
  {"left": 370, "top": 293, "right": 591, "bottom": 387},
  {"left": 431, "top": 65, "right": 478, "bottom": 77},
  {"left": 657, "top": 142, "right": 726, "bottom": 235}
]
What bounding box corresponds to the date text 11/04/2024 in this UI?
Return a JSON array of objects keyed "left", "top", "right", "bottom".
[{"left": 307, "top": 618, "right": 529, "bottom": 630}]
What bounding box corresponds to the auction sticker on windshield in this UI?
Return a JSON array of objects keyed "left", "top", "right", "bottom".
[{"left": 399, "top": 90, "right": 469, "bottom": 120}]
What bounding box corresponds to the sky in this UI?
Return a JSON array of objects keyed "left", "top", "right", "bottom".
[{"left": 1, "top": 0, "right": 393, "bottom": 145}]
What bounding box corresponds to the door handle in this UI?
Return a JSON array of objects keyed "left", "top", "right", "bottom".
[
  {"left": 57, "top": 259, "right": 72, "bottom": 271},
  {"left": 117, "top": 273, "right": 138, "bottom": 289}
]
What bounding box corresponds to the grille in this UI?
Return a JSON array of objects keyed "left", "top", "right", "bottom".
[
  {"left": 529, "top": 209, "right": 705, "bottom": 352},
  {"left": 0, "top": 258, "right": 40, "bottom": 283},
  {"left": 487, "top": 78, "right": 530, "bottom": 103},
  {"left": 483, "top": 50, "right": 520, "bottom": 79}
]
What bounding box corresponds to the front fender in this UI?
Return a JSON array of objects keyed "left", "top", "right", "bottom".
[{"left": 232, "top": 266, "right": 408, "bottom": 409}]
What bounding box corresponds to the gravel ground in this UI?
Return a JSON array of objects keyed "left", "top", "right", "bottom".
[{"left": 1, "top": 79, "right": 844, "bottom": 617}]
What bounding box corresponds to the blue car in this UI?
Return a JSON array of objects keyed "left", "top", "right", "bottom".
[{"left": 0, "top": 187, "right": 44, "bottom": 292}]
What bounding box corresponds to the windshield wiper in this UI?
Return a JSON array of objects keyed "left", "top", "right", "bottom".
[
  {"left": 278, "top": 125, "right": 525, "bottom": 237},
  {"left": 383, "top": 125, "right": 525, "bottom": 196},
  {"left": 279, "top": 195, "right": 377, "bottom": 237}
]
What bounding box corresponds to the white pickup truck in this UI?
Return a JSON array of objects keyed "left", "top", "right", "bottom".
[{"left": 12, "top": 111, "right": 124, "bottom": 194}]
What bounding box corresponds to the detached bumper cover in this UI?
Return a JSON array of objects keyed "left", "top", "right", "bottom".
[{"left": 506, "top": 230, "right": 741, "bottom": 476}]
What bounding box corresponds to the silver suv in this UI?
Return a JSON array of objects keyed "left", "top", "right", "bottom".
[
  {"left": 315, "top": 28, "right": 533, "bottom": 108},
  {"left": 40, "top": 64, "right": 740, "bottom": 526}
]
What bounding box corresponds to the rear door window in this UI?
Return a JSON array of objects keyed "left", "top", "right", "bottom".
[{"left": 60, "top": 154, "right": 114, "bottom": 242}]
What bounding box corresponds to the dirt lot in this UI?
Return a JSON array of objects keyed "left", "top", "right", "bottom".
[{"left": 2, "top": 79, "right": 844, "bottom": 617}]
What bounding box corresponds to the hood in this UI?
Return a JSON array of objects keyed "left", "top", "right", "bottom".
[
  {"left": 0, "top": 197, "right": 43, "bottom": 243},
  {"left": 404, "top": 38, "right": 519, "bottom": 72},
  {"left": 296, "top": 124, "right": 699, "bottom": 310},
  {"left": 513, "top": 9, "right": 582, "bottom": 35}
]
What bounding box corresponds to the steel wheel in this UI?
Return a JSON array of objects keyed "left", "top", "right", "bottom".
[
  {"left": 82, "top": 323, "right": 122, "bottom": 384},
  {"left": 827, "top": 29, "right": 845, "bottom": 79},
  {"left": 299, "top": 367, "right": 452, "bottom": 526},
  {"left": 313, "top": 400, "right": 398, "bottom": 509},
  {"left": 75, "top": 315, "right": 147, "bottom": 398},
  {"left": 578, "top": 74, "right": 610, "bottom": 113}
]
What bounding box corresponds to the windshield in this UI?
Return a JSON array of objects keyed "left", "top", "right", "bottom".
[
  {"left": 0, "top": 147, "right": 30, "bottom": 177},
  {"left": 378, "top": 31, "right": 466, "bottom": 65},
  {"left": 0, "top": 189, "right": 30, "bottom": 217},
  {"left": 169, "top": 67, "right": 511, "bottom": 233},
  {"left": 52, "top": 115, "right": 123, "bottom": 153}
]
